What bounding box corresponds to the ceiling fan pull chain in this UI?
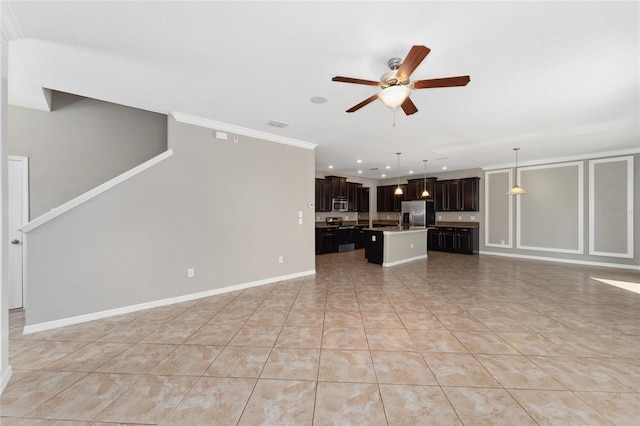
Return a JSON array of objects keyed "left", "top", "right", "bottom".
[{"left": 393, "top": 108, "right": 396, "bottom": 127}]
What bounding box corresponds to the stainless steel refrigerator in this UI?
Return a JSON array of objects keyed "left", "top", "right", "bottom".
[{"left": 401, "top": 200, "right": 435, "bottom": 228}]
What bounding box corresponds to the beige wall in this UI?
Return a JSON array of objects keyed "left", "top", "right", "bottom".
[
  {"left": 9, "top": 91, "right": 167, "bottom": 218},
  {"left": 23, "top": 115, "right": 315, "bottom": 326},
  {"left": 483, "top": 153, "right": 639, "bottom": 268}
]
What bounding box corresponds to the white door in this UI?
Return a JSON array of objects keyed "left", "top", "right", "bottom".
[{"left": 8, "top": 156, "right": 28, "bottom": 309}]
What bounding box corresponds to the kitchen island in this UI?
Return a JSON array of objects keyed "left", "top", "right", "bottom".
[{"left": 363, "top": 227, "right": 429, "bottom": 267}]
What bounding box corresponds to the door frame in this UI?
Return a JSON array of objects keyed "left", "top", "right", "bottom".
[{"left": 8, "top": 155, "right": 29, "bottom": 309}]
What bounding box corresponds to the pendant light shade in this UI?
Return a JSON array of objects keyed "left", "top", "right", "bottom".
[
  {"left": 421, "top": 159, "right": 430, "bottom": 197},
  {"left": 507, "top": 147, "right": 527, "bottom": 195},
  {"left": 395, "top": 153, "right": 403, "bottom": 195},
  {"left": 379, "top": 85, "right": 410, "bottom": 109}
]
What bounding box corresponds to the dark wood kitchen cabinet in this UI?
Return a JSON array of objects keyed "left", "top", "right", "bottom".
[
  {"left": 434, "top": 178, "right": 479, "bottom": 212},
  {"left": 315, "top": 178, "right": 331, "bottom": 212},
  {"left": 460, "top": 177, "right": 480, "bottom": 211},
  {"left": 326, "top": 176, "right": 347, "bottom": 199},
  {"left": 357, "top": 187, "right": 370, "bottom": 213},
  {"left": 407, "top": 178, "right": 435, "bottom": 200},
  {"left": 316, "top": 227, "right": 338, "bottom": 254},
  {"left": 428, "top": 226, "right": 478, "bottom": 254},
  {"left": 347, "top": 182, "right": 362, "bottom": 212},
  {"left": 435, "top": 180, "right": 460, "bottom": 211},
  {"left": 377, "top": 184, "right": 407, "bottom": 212}
]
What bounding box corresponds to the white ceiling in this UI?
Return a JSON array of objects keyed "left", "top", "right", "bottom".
[{"left": 4, "top": 1, "right": 639, "bottom": 179}]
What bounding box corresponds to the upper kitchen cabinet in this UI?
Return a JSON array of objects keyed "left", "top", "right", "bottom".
[
  {"left": 435, "top": 180, "right": 459, "bottom": 211},
  {"left": 377, "top": 184, "right": 407, "bottom": 212},
  {"left": 357, "top": 186, "right": 370, "bottom": 213},
  {"left": 315, "top": 178, "right": 331, "bottom": 212},
  {"left": 326, "top": 176, "right": 347, "bottom": 199},
  {"left": 347, "top": 182, "right": 362, "bottom": 211},
  {"left": 407, "top": 177, "right": 435, "bottom": 200},
  {"left": 434, "top": 178, "right": 480, "bottom": 212},
  {"left": 460, "top": 177, "right": 480, "bottom": 211}
]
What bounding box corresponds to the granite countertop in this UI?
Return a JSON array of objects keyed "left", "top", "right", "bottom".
[
  {"left": 434, "top": 221, "right": 480, "bottom": 228},
  {"left": 364, "top": 226, "right": 429, "bottom": 233}
]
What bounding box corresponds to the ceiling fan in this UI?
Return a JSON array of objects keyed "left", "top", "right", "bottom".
[{"left": 332, "top": 45, "right": 470, "bottom": 115}]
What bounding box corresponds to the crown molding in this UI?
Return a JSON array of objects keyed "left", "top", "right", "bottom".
[
  {"left": 1, "top": 2, "right": 23, "bottom": 41},
  {"left": 170, "top": 111, "right": 316, "bottom": 151},
  {"left": 482, "top": 147, "right": 640, "bottom": 171}
]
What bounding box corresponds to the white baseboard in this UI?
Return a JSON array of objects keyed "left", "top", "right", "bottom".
[
  {"left": 479, "top": 251, "right": 640, "bottom": 270},
  {"left": 383, "top": 254, "right": 428, "bottom": 268},
  {"left": 23, "top": 269, "right": 316, "bottom": 335},
  {"left": 0, "top": 365, "right": 13, "bottom": 395}
]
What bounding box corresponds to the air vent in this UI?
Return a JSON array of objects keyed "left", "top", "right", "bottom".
[
  {"left": 370, "top": 167, "right": 379, "bottom": 171},
  {"left": 267, "top": 120, "right": 291, "bottom": 129}
]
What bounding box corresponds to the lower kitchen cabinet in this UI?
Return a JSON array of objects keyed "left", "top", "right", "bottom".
[
  {"left": 316, "top": 228, "right": 338, "bottom": 254},
  {"left": 363, "top": 230, "right": 384, "bottom": 264},
  {"left": 354, "top": 225, "right": 365, "bottom": 249},
  {"left": 428, "top": 226, "right": 478, "bottom": 254}
]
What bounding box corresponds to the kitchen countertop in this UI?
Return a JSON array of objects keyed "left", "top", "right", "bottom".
[
  {"left": 364, "top": 226, "right": 429, "bottom": 234},
  {"left": 434, "top": 221, "right": 480, "bottom": 228}
]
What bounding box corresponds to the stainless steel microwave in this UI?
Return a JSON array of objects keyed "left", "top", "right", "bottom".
[{"left": 332, "top": 198, "right": 348, "bottom": 212}]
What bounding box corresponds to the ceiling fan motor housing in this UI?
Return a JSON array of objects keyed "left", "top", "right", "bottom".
[{"left": 380, "top": 57, "right": 409, "bottom": 88}]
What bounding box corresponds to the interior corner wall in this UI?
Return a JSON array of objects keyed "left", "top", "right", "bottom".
[
  {"left": 482, "top": 153, "right": 639, "bottom": 269},
  {"left": 8, "top": 91, "right": 167, "bottom": 219},
  {"left": 23, "top": 115, "right": 316, "bottom": 326}
]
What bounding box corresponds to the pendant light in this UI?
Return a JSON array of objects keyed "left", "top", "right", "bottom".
[
  {"left": 394, "top": 153, "right": 403, "bottom": 195},
  {"left": 421, "top": 160, "right": 430, "bottom": 197},
  {"left": 507, "top": 147, "right": 527, "bottom": 195}
]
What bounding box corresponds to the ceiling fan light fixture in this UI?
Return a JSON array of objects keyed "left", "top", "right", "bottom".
[{"left": 379, "top": 85, "right": 410, "bottom": 109}]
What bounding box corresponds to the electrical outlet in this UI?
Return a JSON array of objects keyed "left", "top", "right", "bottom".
[
  {"left": 187, "top": 268, "right": 195, "bottom": 278},
  {"left": 470, "top": 216, "right": 476, "bottom": 221},
  {"left": 458, "top": 216, "right": 462, "bottom": 220},
  {"left": 438, "top": 215, "right": 442, "bottom": 220},
  {"left": 278, "top": 256, "right": 284, "bottom": 264},
  {"left": 501, "top": 240, "right": 505, "bottom": 245},
  {"left": 298, "top": 218, "right": 303, "bottom": 225},
  {"left": 410, "top": 243, "right": 414, "bottom": 248},
  {"left": 299, "top": 211, "right": 303, "bottom": 218}
]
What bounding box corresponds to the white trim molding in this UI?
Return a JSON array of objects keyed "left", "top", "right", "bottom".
[
  {"left": 484, "top": 169, "right": 513, "bottom": 248},
  {"left": 588, "top": 156, "right": 634, "bottom": 258},
  {"left": 171, "top": 111, "right": 317, "bottom": 151},
  {"left": 480, "top": 250, "right": 640, "bottom": 271},
  {"left": 23, "top": 269, "right": 316, "bottom": 334},
  {"left": 516, "top": 161, "right": 584, "bottom": 254},
  {"left": 1, "top": 2, "right": 23, "bottom": 41},
  {"left": 21, "top": 149, "right": 174, "bottom": 233},
  {"left": 482, "top": 147, "right": 640, "bottom": 171}
]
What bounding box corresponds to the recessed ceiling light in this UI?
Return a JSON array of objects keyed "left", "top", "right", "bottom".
[
  {"left": 381, "top": 174, "right": 386, "bottom": 178},
  {"left": 357, "top": 170, "right": 363, "bottom": 174},
  {"left": 442, "top": 166, "right": 448, "bottom": 170},
  {"left": 385, "top": 165, "right": 391, "bottom": 169},
  {"left": 310, "top": 96, "right": 328, "bottom": 104},
  {"left": 328, "top": 165, "right": 334, "bottom": 169},
  {"left": 409, "top": 170, "right": 414, "bottom": 174},
  {"left": 356, "top": 159, "right": 363, "bottom": 163}
]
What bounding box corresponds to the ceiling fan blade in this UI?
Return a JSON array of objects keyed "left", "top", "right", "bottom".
[
  {"left": 413, "top": 76, "right": 471, "bottom": 89},
  {"left": 346, "top": 93, "right": 379, "bottom": 113},
  {"left": 396, "top": 45, "right": 431, "bottom": 80},
  {"left": 401, "top": 97, "right": 418, "bottom": 115},
  {"left": 332, "top": 76, "right": 379, "bottom": 86}
]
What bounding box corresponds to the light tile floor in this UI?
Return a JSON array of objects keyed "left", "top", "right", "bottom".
[{"left": 1, "top": 251, "right": 639, "bottom": 425}]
